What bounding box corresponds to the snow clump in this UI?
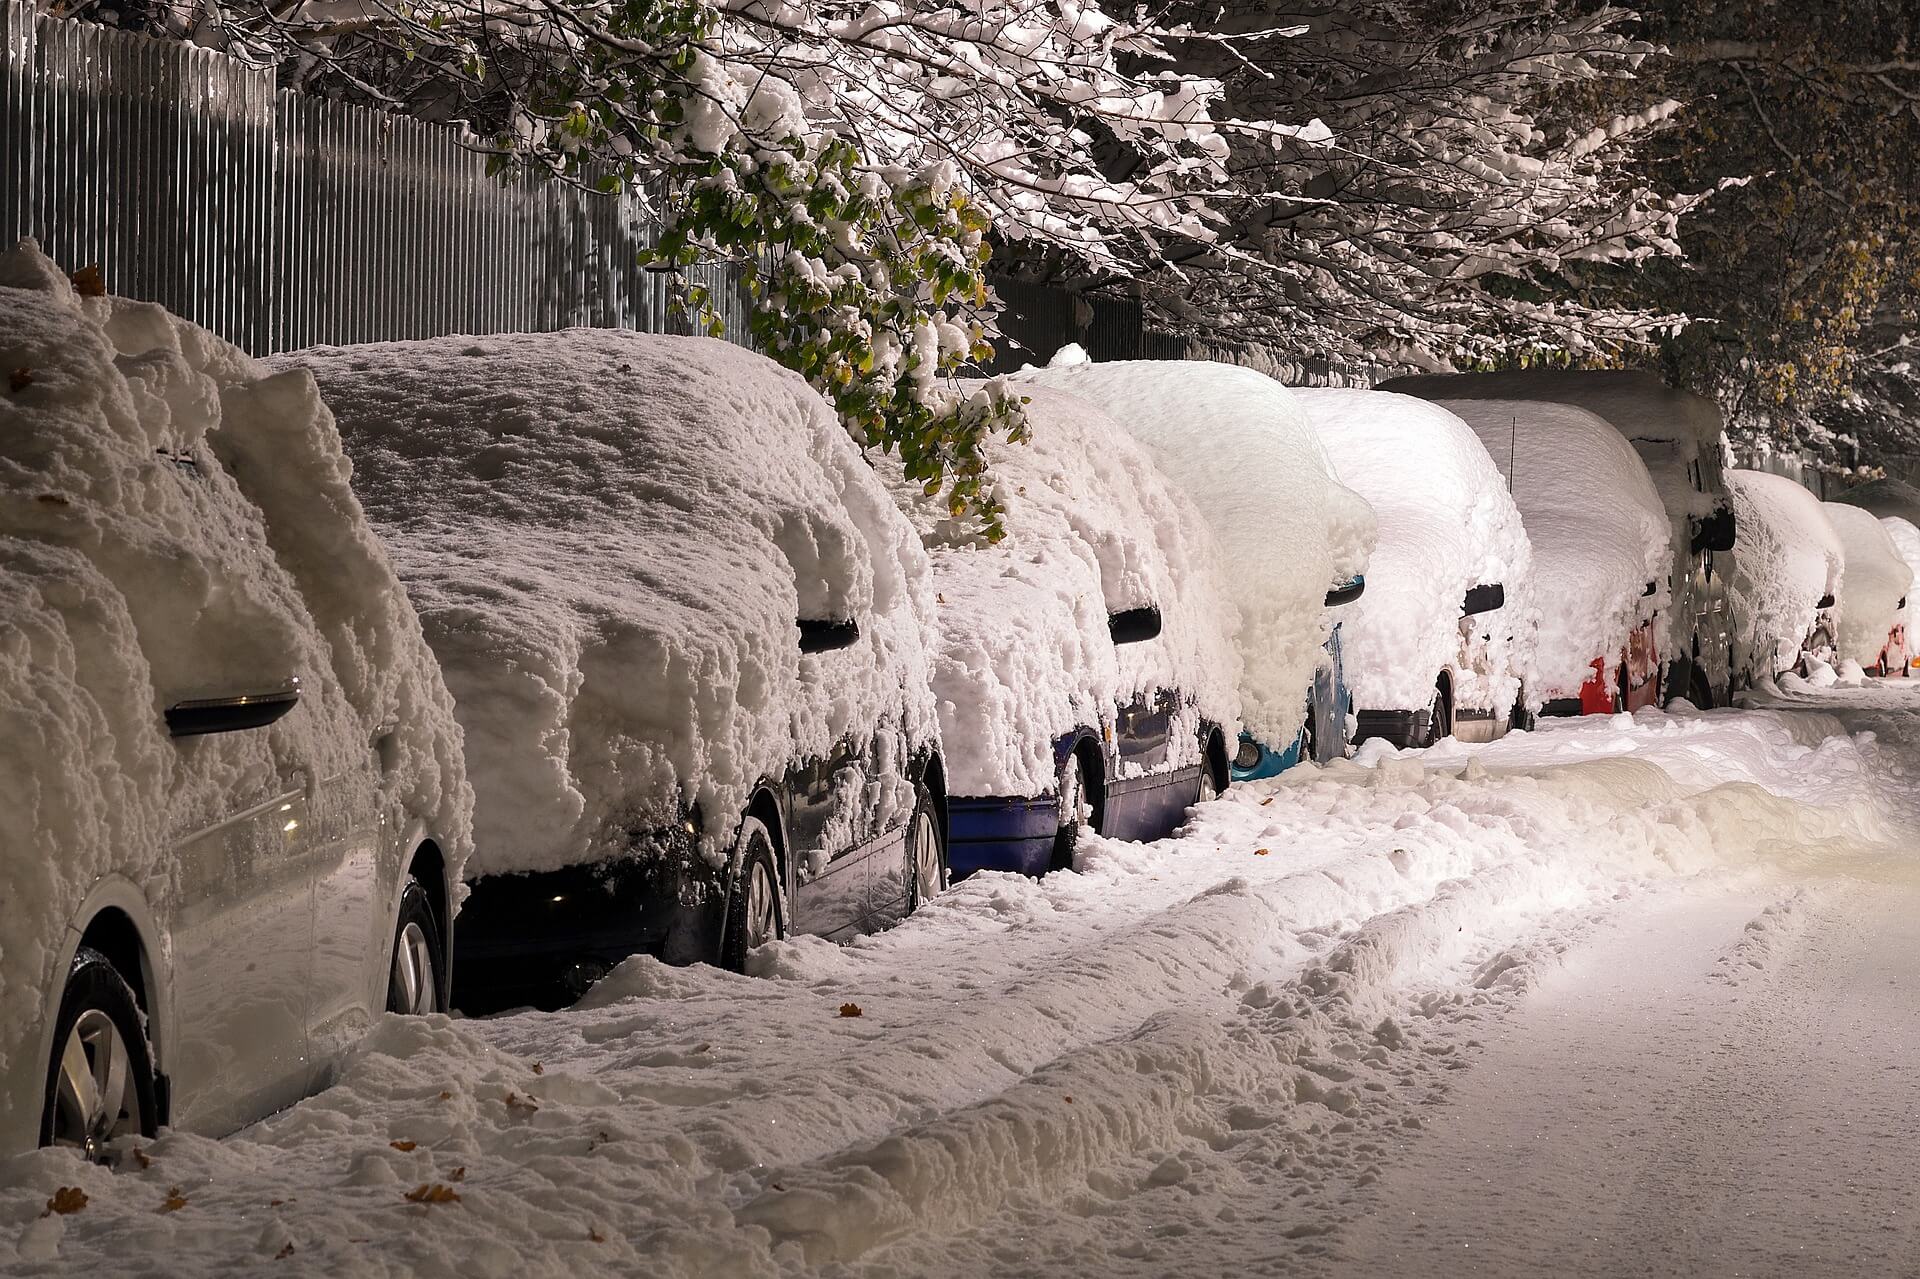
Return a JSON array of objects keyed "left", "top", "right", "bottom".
[{"left": 1821, "top": 501, "right": 1913, "bottom": 670}]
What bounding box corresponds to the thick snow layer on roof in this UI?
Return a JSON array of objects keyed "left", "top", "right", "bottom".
[
  {"left": 1832, "top": 477, "right": 1920, "bottom": 528},
  {"left": 1822, "top": 502, "right": 1913, "bottom": 667},
  {"left": 0, "top": 241, "right": 470, "bottom": 1089},
  {"left": 1724, "top": 471, "right": 1845, "bottom": 677},
  {"left": 281, "top": 332, "right": 939, "bottom": 879},
  {"left": 1432, "top": 399, "right": 1669, "bottom": 702},
  {"left": 879, "top": 385, "right": 1241, "bottom": 797},
  {"left": 1012, "top": 360, "right": 1376, "bottom": 749},
  {"left": 1294, "top": 390, "right": 1533, "bottom": 715}
]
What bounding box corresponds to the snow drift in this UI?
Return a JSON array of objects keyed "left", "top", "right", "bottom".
[
  {"left": 1432, "top": 399, "right": 1669, "bottom": 703},
  {"left": 1821, "top": 502, "right": 1913, "bottom": 669},
  {"left": 0, "top": 241, "right": 470, "bottom": 1121},
  {"left": 1012, "top": 360, "right": 1376, "bottom": 752},
  {"left": 1724, "top": 470, "right": 1844, "bottom": 678},
  {"left": 877, "top": 384, "right": 1241, "bottom": 798},
  {"left": 1294, "top": 389, "right": 1533, "bottom": 717},
  {"left": 278, "top": 332, "right": 940, "bottom": 879}
]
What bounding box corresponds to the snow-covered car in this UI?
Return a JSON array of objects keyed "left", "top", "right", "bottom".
[
  {"left": 284, "top": 332, "right": 945, "bottom": 1013},
  {"left": 1382, "top": 371, "right": 1736, "bottom": 708},
  {"left": 1876, "top": 516, "right": 1920, "bottom": 675},
  {"left": 1821, "top": 502, "right": 1914, "bottom": 676},
  {"left": 1295, "top": 389, "right": 1533, "bottom": 747},
  {"left": 1724, "top": 470, "right": 1845, "bottom": 682},
  {"left": 1013, "top": 358, "right": 1376, "bottom": 780},
  {"left": 1831, "top": 476, "right": 1920, "bottom": 528},
  {"left": 0, "top": 243, "right": 471, "bottom": 1158},
  {"left": 1429, "top": 399, "right": 1670, "bottom": 716},
  {"left": 876, "top": 384, "right": 1240, "bottom": 876}
]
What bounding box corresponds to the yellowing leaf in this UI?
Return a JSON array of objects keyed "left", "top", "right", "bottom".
[
  {"left": 45, "top": 1187, "right": 87, "bottom": 1216},
  {"left": 838, "top": 1002, "right": 863, "bottom": 1018},
  {"left": 403, "top": 1183, "right": 462, "bottom": 1206}
]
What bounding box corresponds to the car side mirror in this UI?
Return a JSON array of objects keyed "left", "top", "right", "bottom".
[
  {"left": 798, "top": 618, "right": 860, "bottom": 654},
  {"left": 1461, "top": 583, "right": 1505, "bottom": 616},
  {"left": 1817, "top": 593, "right": 1836, "bottom": 610},
  {"left": 1324, "top": 577, "right": 1366, "bottom": 608},
  {"left": 1691, "top": 506, "right": 1736, "bottom": 554},
  {"left": 1642, "top": 580, "right": 1658, "bottom": 598},
  {"left": 1108, "top": 606, "right": 1163, "bottom": 645},
  {"left": 165, "top": 680, "right": 301, "bottom": 738}
]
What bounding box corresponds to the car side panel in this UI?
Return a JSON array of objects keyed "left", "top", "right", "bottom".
[{"left": 303, "top": 761, "right": 391, "bottom": 1083}]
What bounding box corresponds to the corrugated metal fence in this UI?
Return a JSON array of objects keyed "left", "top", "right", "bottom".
[{"left": 0, "top": 1, "right": 751, "bottom": 355}]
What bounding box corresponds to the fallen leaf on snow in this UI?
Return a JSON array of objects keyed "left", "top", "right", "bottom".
[
  {"left": 9, "top": 367, "right": 31, "bottom": 392},
  {"left": 44, "top": 1187, "right": 87, "bottom": 1216},
  {"left": 36, "top": 494, "right": 69, "bottom": 506},
  {"left": 132, "top": 1147, "right": 152, "bottom": 1170},
  {"left": 838, "top": 1002, "right": 863, "bottom": 1018},
  {"left": 504, "top": 1092, "right": 538, "bottom": 1113},
  {"left": 390, "top": 1140, "right": 417, "bottom": 1152},
  {"left": 1260, "top": 797, "right": 1274, "bottom": 806},
  {"left": 160, "top": 1187, "right": 188, "bottom": 1213},
  {"left": 70, "top": 264, "right": 105, "bottom": 296},
  {"left": 590, "top": 1228, "right": 606, "bottom": 1243},
  {"left": 450, "top": 1167, "right": 466, "bottom": 1182},
  {"left": 531, "top": 1062, "right": 544, "bottom": 1075},
  {"left": 276, "top": 1243, "right": 295, "bottom": 1260},
  {"left": 438, "top": 1091, "right": 453, "bottom": 1101},
  {"left": 1254, "top": 848, "right": 1271, "bottom": 856},
  {"left": 403, "top": 1184, "right": 461, "bottom": 1206}
]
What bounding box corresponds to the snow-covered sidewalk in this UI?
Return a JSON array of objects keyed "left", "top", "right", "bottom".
[{"left": 3, "top": 687, "right": 1915, "bottom": 1276}]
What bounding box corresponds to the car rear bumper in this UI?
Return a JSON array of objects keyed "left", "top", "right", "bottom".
[{"left": 1355, "top": 709, "right": 1427, "bottom": 749}]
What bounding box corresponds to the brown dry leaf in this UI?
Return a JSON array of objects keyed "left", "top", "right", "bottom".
[
  {"left": 275, "top": 1243, "right": 296, "bottom": 1260},
  {"left": 269, "top": 1199, "right": 284, "bottom": 1207},
  {"left": 1254, "top": 848, "right": 1271, "bottom": 856},
  {"left": 160, "top": 1187, "right": 188, "bottom": 1213},
  {"left": 1260, "top": 797, "right": 1275, "bottom": 807},
  {"left": 403, "top": 1183, "right": 461, "bottom": 1206},
  {"left": 36, "top": 494, "right": 69, "bottom": 506},
  {"left": 132, "top": 1146, "right": 153, "bottom": 1170},
  {"left": 589, "top": 1228, "right": 606, "bottom": 1244},
  {"left": 449, "top": 1166, "right": 466, "bottom": 1182},
  {"left": 70, "top": 264, "right": 105, "bottom": 297},
  {"left": 770, "top": 1181, "right": 785, "bottom": 1191},
  {"left": 505, "top": 1092, "right": 538, "bottom": 1113},
  {"left": 838, "top": 1002, "right": 863, "bottom": 1018},
  {"left": 1064, "top": 1095, "right": 1074, "bottom": 1104},
  {"left": 8, "top": 367, "right": 31, "bottom": 392},
  {"left": 531, "top": 1063, "right": 544, "bottom": 1076},
  {"left": 438, "top": 1091, "right": 453, "bottom": 1101},
  {"left": 44, "top": 1187, "right": 87, "bottom": 1216},
  {"left": 390, "top": 1140, "right": 417, "bottom": 1152},
  {"left": 936, "top": 593, "right": 946, "bottom": 604}
]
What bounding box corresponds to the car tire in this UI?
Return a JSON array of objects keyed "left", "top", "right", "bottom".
[
  {"left": 1196, "top": 730, "right": 1228, "bottom": 803},
  {"left": 387, "top": 876, "right": 445, "bottom": 1015},
  {"left": 905, "top": 783, "right": 948, "bottom": 914},
  {"left": 41, "top": 947, "right": 158, "bottom": 1160},
  {"left": 719, "top": 816, "right": 786, "bottom": 972},
  {"left": 1421, "top": 680, "right": 1452, "bottom": 747},
  {"left": 1049, "top": 749, "right": 1090, "bottom": 873}
]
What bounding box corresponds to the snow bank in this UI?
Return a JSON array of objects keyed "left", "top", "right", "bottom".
[
  {"left": 1012, "top": 360, "right": 1376, "bottom": 749},
  {"left": 1293, "top": 389, "right": 1533, "bottom": 716},
  {"left": 1724, "top": 471, "right": 1845, "bottom": 678},
  {"left": 877, "top": 384, "right": 1240, "bottom": 797},
  {"left": 278, "top": 332, "right": 939, "bottom": 879},
  {"left": 1822, "top": 502, "right": 1913, "bottom": 668},
  {"left": 0, "top": 242, "right": 470, "bottom": 1098},
  {"left": 1431, "top": 399, "right": 1670, "bottom": 702}
]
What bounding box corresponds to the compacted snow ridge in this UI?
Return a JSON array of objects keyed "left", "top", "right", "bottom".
[
  {"left": 6, "top": 682, "right": 1916, "bottom": 1276},
  {"left": 1294, "top": 388, "right": 1534, "bottom": 717},
  {"left": 876, "top": 383, "right": 1241, "bottom": 798},
  {"left": 1013, "top": 358, "right": 1377, "bottom": 752},
  {"left": 1428, "top": 399, "right": 1669, "bottom": 703},
  {"left": 273, "top": 331, "right": 940, "bottom": 878},
  {"left": 0, "top": 241, "right": 471, "bottom": 1122},
  {"left": 1725, "top": 470, "right": 1846, "bottom": 678},
  {"left": 1821, "top": 501, "right": 1913, "bottom": 669}
]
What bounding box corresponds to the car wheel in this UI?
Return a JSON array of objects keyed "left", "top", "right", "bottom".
[
  {"left": 1049, "top": 750, "right": 1089, "bottom": 873},
  {"left": 387, "top": 876, "right": 445, "bottom": 1015},
  {"left": 906, "top": 784, "right": 948, "bottom": 914},
  {"left": 41, "top": 947, "right": 158, "bottom": 1160},
  {"left": 720, "top": 816, "right": 786, "bottom": 972}
]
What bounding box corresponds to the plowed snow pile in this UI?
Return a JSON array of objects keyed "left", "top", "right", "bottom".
[
  {"left": 0, "top": 700, "right": 1890, "bottom": 1275},
  {"left": 277, "top": 333, "right": 939, "bottom": 877},
  {"left": 1013, "top": 358, "right": 1376, "bottom": 752},
  {"left": 1726, "top": 470, "right": 1845, "bottom": 677},
  {"left": 1295, "top": 389, "right": 1533, "bottom": 716},
  {"left": 877, "top": 384, "right": 1240, "bottom": 797},
  {"left": 1822, "top": 501, "right": 1912, "bottom": 669}
]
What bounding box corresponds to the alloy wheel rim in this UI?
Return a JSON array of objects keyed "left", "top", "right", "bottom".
[
  {"left": 746, "top": 851, "right": 780, "bottom": 948},
  {"left": 913, "top": 807, "right": 943, "bottom": 901},
  {"left": 53, "top": 1009, "right": 140, "bottom": 1160},
  {"left": 391, "top": 921, "right": 438, "bottom": 1015}
]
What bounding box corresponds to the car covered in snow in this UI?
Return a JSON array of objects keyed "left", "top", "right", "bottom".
[
  {"left": 1875, "top": 516, "right": 1920, "bottom": 676},
  {"left": 285, "top": 332, "right": 946, "bottom": 1013},
  {"left": 1724, "top": 470, "right": 1845, "bottom": 682},
  {"left": 1013, "top": 358, "right": 1376, "bottom": 780},
  {"left": 1428, "top": 399, "right": 1671, "bottom": 717},
  {"left": 876, "top": 384, "right": 1241, "bottom": 877},
  {"left": 1295, "top": 389, "right": 1533, "bottom": 747},
  {"left": 0, "top": 243, "right": 471, "bottom": 1157},
  {"left": 1821, "top": 501, "right": 1914, "bottom": 676},
  {"left": 1382, "top": 371, "right": 1737, "bottom": 708}
]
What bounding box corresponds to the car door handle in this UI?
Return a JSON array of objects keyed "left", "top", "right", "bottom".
[{"left": 165, "top": 678, "right": 301, "bottom": 737}]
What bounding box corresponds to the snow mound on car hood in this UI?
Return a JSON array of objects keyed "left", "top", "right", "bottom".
[
  {"left": 1822, "top": 502, "right": 1913, "bottom": 668},
  {"left": 281, "top": 332, "right": 939, "bottom": 879},
  {"left": 879, "top": 384, "right": 1241, "bottom": 797},
  {"left": 0, "top": 240, "right": 471, "bottom": 1092},
  {"left": 1295, "top": 390, "right": 1534, "bottom": 716},
  {"left": 1432, "top": 399, "right": 1670, "bottom": 703},
  {"left": 1725, "top": 470, "right": 1844, "bottom": 677},
  {"left": 1012, "top": 361, "right": 1376, "bottom": 751}
]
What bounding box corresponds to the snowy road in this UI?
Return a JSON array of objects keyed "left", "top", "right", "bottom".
[{"left": 4, "top": 681, "right": 1919, "bottom": 1276}]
